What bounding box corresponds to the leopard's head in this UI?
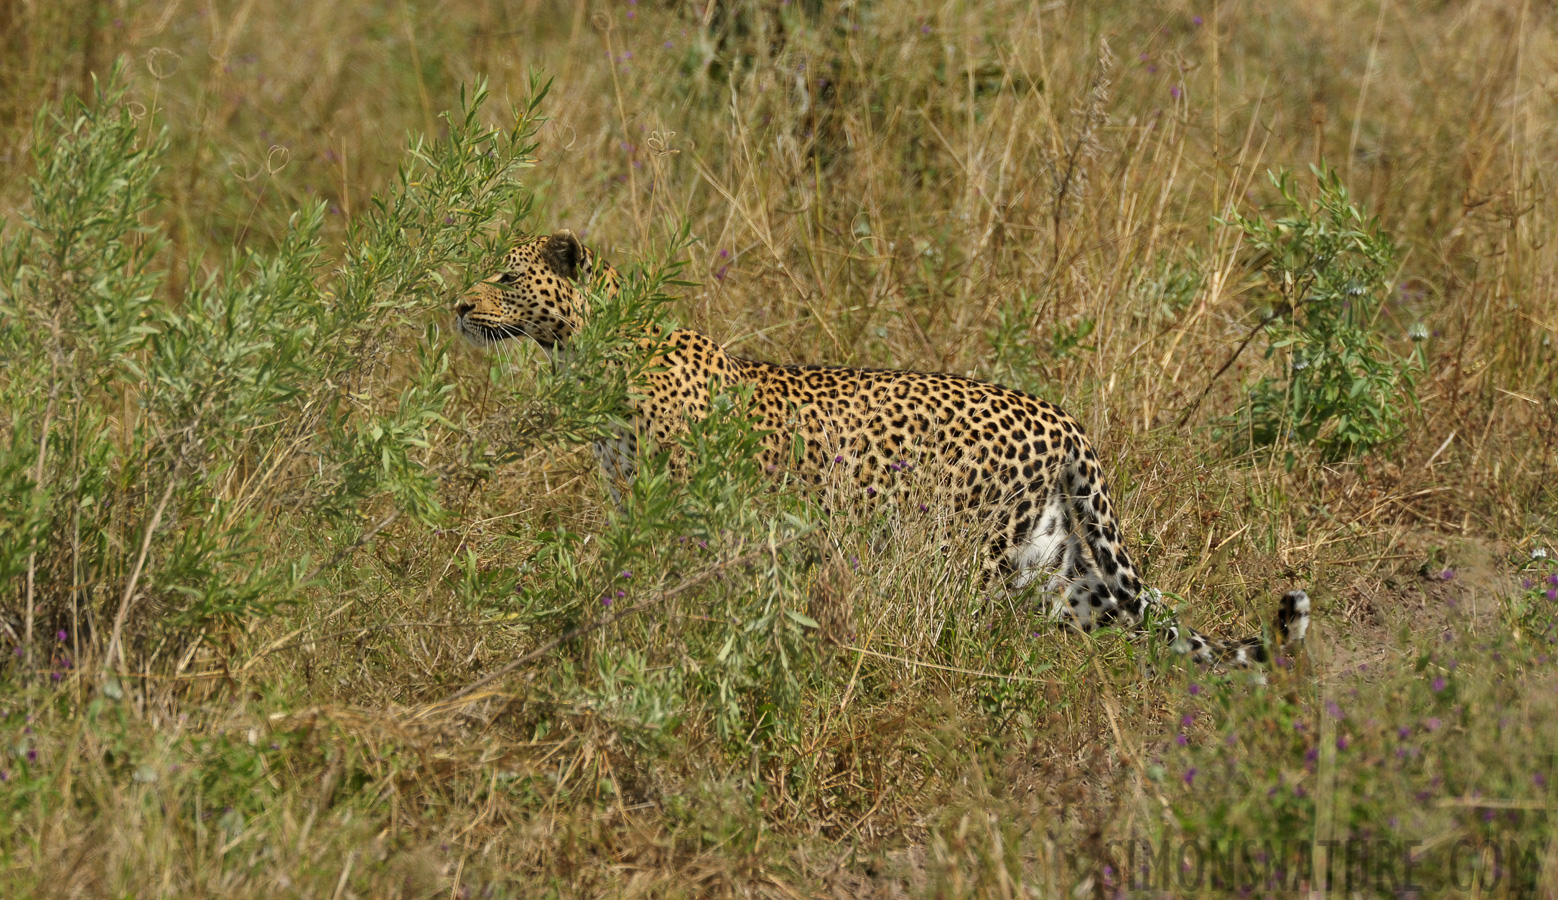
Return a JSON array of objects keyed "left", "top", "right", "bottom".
[{"left": 455, "top": 230, "right": 616, "bottom": 352}]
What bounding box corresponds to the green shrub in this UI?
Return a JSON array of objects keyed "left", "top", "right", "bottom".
[
  {"left": 505, "top": 369, "right": 827, "bottom": 751},
  {"left": 1224, "top": 165, "right": 1422, "bottom": 461},
  {"left": 0, "top": 68, "right": 545, "bottom": 674}
]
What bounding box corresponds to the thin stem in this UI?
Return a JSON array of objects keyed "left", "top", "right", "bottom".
[
  {"left": 1175, "top": 308, "right": 1283, "bottom": 429},
  {"left": 102, "top": 459, "right": 182, "bottom": 676},
  {"left": 24, "top": 355, "right": 62, "bottom": 670},
  {"left": 441, "top": 543, "right": 780, "bottom": 705}
]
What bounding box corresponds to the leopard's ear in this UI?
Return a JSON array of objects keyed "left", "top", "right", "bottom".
[{"left": 541, "top": 230, "right": 585, "bottom": 280}]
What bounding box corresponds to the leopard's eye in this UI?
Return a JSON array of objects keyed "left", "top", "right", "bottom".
[{"left": 496, "top": 271, "right": 519, "bottom": 285}]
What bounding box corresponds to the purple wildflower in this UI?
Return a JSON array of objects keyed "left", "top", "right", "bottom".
[
  {"left": 56, "top": 630, "right": 67, "bottom": 642},
  {"left": 1183, "top": 767, "right": 1197, "bottom": 786},
  {"left": 1193, "top": 15, "right": 1204, "bottom": 25},
  {"left": 1170, "top": 85, "right": 1182, "bottom": 99},
  {"left": 1188, "top": 683, "right": 1201, "bottom": 696},
  {"left": 1431, "top": 677, "right": 1446, "bottom": 693},
  {"left": 1440, "top": 568, "right": 1455, "bottom": 581}
]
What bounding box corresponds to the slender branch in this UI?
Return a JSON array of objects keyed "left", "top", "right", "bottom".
[
  {"left": 235, "top": 512, "right": 403, "bottom": 675},
  {"left": 24, "top": 375, "right": 61, "bottom": 669},
  {"left": 299, "top": 509, "right": 402, "bottom": 586},
  {"left": 101, "top": 402, "right": 212, "bottom": 677},
  {"left": 441, "top": 544, "right": 775, "bottom": 705},
  {"left": 243, "top": 619, "right": 493, "bottom": 667},
  {"left": 102, "top": 458, "right": 182, "bottom": 676},
  {"left": 1174, "top": 308, "right": 1283, "bottom": 429}
]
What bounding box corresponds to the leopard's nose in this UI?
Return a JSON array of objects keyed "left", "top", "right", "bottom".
[{"left": 455, "top": 302, "right": 475, "bottom": 317}]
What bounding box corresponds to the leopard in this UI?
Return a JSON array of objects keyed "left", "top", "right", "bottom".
[{"left": 455, "top": 229, "right": 1310, "bottom": 666}]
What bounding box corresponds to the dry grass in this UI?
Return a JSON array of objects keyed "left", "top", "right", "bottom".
[{"left": 4, "top": 0, "right": 1558, "bottom": 897}]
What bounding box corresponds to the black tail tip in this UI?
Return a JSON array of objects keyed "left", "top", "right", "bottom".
[{"left": 1276, "top": 589, "right": 1311, "bottom": 645}]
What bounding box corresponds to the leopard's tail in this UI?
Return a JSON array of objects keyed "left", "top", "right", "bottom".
[
  {"left": 1052, "top": 437, "right": 1309, "bottom": 667},
  {"left": 1144, "top": 588, "right": 1311, "bottom": 667}
]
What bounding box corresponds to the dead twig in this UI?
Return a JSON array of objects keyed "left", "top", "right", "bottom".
[
  {"left": 103, "top": 459, "right": 183, "bottom": 676},
  {"left": 1174, "top": 308, "right": 1282, "bottom": 429},
  {"left": 299, "top": 509, "right": 402, "bottom": 586},
  {"left": 442, "top": 541, "right": 784, "bottom": 705}
]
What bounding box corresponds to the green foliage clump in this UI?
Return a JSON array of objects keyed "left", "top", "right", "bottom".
[
  {"left": 1225, "top": 166, "right": 1422, "bottom": 461},
  {"left": 0, "top": 67, "right": 543, "bottom": 669},
  {"left": 1507, "top": 551, "right": 1558, "bottom": 646},
  {"left": 509, "top": 372, "right": 825, "bottom": 752},
  {"left": 986, "top": 288, "right": 1095, "bottom": 395}
]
